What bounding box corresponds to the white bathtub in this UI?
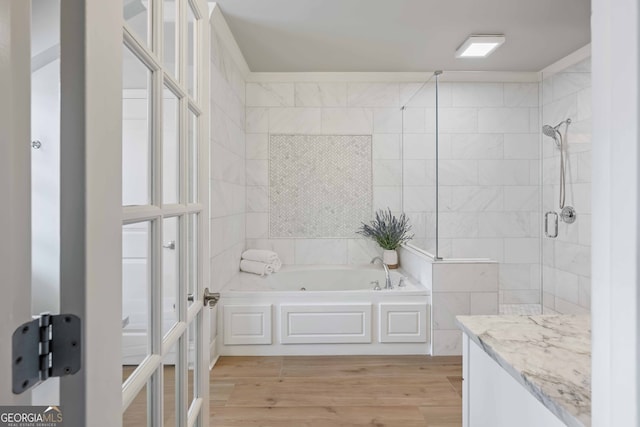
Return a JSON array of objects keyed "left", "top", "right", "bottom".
[{"left": 217, "top": 265, "right": 432, "bottom": 356}]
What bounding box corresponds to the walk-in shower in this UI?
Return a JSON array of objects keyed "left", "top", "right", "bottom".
[{"left": 399, "top": 60, "right": 592, "bottom": 316}]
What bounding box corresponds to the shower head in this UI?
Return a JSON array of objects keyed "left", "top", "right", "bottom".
[
  {"left": 542, "top": 124, "right": 559, "bottom": 139},
  {"left": 542, "top": 118, "right": 572, "bottom": 145}
]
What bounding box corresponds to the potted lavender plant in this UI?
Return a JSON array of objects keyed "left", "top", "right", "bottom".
[{"left": 357, "top": 209, "right": 413, "bottom": 269}]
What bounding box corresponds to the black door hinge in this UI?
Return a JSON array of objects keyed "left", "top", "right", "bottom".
[{"left": 12, "top": 313, "right": 81, "bottom": 394}]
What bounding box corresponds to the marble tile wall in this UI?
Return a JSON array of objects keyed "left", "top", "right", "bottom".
[
  {"left": 245, "top": 80, "right": 542, "bottom": 291},
  {"left": 431, "top": 262, "right": 499, "bottom": 355},
  {"left": 541, "top": 58, "right": 591, "bottom": 314},
  {"left": 403, "top": 81, "right": 541, "bottom": 305},
  {"left": 246, "top": 82, "right": 399, "bottom": 263},
  {"left": 400, "top": 240, "right": 499, "bottom": 356},
  {"left": 210, "top": 27, "right": 246, "bottom": 294}
]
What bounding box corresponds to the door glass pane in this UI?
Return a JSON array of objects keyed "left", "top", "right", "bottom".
[
  {"left": 163, "top": 341, "right": 179, "bottom": 426},
  {"left": 163, "top": 87, "right": 179, "bottom": 205},
  {"left": 187, "top": 214, "right": 198, "bottom": 307},
  {"left": 187, "top": 321, "right": 196, "bottom": 407},
  {"left": 122, "top": 221, "right": 151, "bottom": 382},
  {"left": 188, "top": 110, "right": 198, "bottom": 203},
  {"left": 123, "top": 381, "right": 149, "bottom": 427},
  {"left": 123, "top": 0, "right": 150, "bottom": 48},
  {"left": 186, "top": 5, "right": 197, "bottom": 98},
  {"left": 163, "top": 0, "right": 177, "bottom": 77},
  {"left": 188, "top": 110, "right": 199, "bottom": 203},
  {"left": 163, "top": 217, "right": 179, "bottom": 336},
  {"left": 123, "top": 46, "right": 152, "bottom": 206}
]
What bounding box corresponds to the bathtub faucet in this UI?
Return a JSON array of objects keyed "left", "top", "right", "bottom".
[{"left": 370, "top": 257, "right": 393, "bottom": 290}]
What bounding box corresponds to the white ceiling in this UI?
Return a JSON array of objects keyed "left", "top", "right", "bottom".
[{"left": 214, "top": 0, "right": 591, "bottom": 72}]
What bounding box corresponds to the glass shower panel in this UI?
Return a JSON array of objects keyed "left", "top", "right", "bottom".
[
  {"left": 401, "top": 79, "right": 438, "bottom": 257},
  {"left": 540, "top": 59, "right": 592, "bottom": 315}
]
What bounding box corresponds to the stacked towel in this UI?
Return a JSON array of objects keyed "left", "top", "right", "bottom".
[{"left": 240, "top": 249, "right": 282, "bottom": 276}]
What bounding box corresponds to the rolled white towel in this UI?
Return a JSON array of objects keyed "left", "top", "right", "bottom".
[
  {"left": 271, "top": 258, "right": 282, "bottom": 272},
  {"left": 240, "top": 260, "right": 274, "bottom": 276},
  {"left": 242, "top": 249, "right": 280, "bottom": 264}
]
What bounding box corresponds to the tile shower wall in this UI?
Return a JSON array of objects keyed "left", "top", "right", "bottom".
[
  {"left": 246, "top": 79, "right": 541, "bottom": 304},
  {"left": 440, "top": 82, "right": 540, "bottom": 305},
  {"left": 403, "top": 82, "right": 541, "bottom": 305},
  {"left": 541, "top": 58, "right": 592, "bottom": 314},
  {"left": 210, "top": 26, "right": 246, "bottom": 293}
]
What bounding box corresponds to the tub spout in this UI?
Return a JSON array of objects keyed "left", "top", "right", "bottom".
[{"left": 370, "top": 257, "right": 393, "bottom": 289}]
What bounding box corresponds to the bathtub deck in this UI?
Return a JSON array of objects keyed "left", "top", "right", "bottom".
[{"left": 211, "top": 355, "right": 462, "bottom": 427}]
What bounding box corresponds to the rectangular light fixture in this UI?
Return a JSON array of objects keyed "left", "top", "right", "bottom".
[{"left": 455, "top": 35, "right": 505, "bottom": 58}]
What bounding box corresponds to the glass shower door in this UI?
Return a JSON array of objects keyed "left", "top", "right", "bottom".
[{"left": 401, "top": 75, "right": 439, "bottom": 258}]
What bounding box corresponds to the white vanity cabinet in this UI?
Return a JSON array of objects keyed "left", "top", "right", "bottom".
[{"left": 462, "top": 334, "right": 567, "bottom": 427}]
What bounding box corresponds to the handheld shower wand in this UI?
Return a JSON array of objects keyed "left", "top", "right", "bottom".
[
  {"left": 542, "top": 119, "right": 576, "bottom": 233},
  {"left": 542, "top": 119, "right": 571, "bottom": 209}
]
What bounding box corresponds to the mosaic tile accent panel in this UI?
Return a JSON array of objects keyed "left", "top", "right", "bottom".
[{"left": 270, "top": 134, "right": 372, "bottom": 238}]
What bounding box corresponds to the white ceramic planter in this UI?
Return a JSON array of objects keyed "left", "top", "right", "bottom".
[{"left": 382, "top": 249, "right": 398, "bottom": 269}]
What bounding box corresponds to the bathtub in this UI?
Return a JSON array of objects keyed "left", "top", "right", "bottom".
[{"left": 216, "top": 265, "right": 431, "bottom": 356}]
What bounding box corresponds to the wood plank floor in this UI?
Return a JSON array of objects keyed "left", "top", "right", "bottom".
[{"left": 211, "top": 355, "right": 463, "bottom": 427}]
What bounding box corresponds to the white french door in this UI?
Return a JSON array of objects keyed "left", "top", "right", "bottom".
[
  {"left": 1, "top": 0, "right": 209, "bottom": 426},
  {"left": 2, "top": 0, "right": 127, "bottom": 425},
  {"left": 121, "top": 0, "right": 210, "bottom": 426}
]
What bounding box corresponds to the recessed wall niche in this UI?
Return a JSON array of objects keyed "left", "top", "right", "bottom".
[{"left": 269, "top": 134, "right": 372, "bottom": 238}]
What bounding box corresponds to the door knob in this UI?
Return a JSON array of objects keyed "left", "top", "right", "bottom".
[{"left": 163, "top": 240, "right": 176, "bottom": 250}]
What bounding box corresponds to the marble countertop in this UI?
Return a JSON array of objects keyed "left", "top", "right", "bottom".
[{"left": 456, "top": 315, "right": 591, "bottom": 427}]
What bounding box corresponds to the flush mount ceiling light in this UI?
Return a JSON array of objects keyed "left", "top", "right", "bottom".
[{"left": 455, "top": 35, "right": 506, "bottom": 58}]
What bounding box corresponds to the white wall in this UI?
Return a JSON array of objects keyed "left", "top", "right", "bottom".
[
  {"left": 31, "top": 59, "right": 61, "bottom": 315},
  {"left": 30, "top": 0, "right": 62, "bottom": 404},
  {"left": 31, "top": 47, "right": 61, "bottom": 411},
  {"left": 209, "top": 12, "right": 248, "bottom": 347},
  {"left": 592, "top": 0, "right": 640, "bottom": 423},
  {"left": 541, "top": 57, "right": 592, "bottom": 314}
]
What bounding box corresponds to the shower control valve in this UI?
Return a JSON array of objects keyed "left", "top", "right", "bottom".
[{"left": 560, "top": 206, "right": 577, "bottom": 224}]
